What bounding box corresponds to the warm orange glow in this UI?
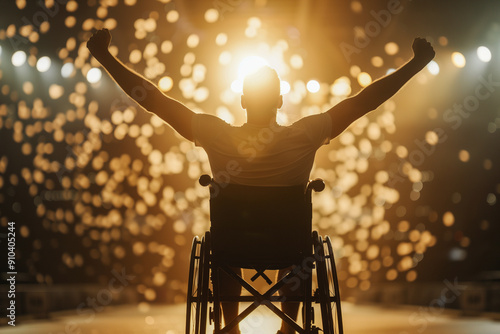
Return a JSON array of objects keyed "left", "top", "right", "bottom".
[
  {"left": 2, "top": 1, "right": 493, "bottom": 309},
  {"left": 231, "top": 56, "right": 270, "bottom": 93},
  {"left": 443, "top": 211, "right": 455, "bottom": 227}
]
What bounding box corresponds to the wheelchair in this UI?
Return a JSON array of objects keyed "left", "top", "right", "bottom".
[{"left": 186, "top": 175, "right": 343, "bottom": 334}]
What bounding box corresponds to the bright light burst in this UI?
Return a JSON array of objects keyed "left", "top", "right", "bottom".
[
  {"left": 231, "top": 55, "right": 271, "bottom": 93},
  {"left": 237, "top": 55, "right": 269, "bottom": 78}
]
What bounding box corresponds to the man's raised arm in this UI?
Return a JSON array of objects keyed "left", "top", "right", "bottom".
[
  {"left": 327, "top": 37, "right": 435, "bottom": 138},
  {"left": 87, "top": 28, "right": 194, "bottom": 141}
]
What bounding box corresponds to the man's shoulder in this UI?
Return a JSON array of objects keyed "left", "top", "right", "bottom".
[
  {"left": 194, "top": 113, "right": 234, "bottom": 125},
  {"left": 291, "top": 112, "right": 330, "bottom": 128},
  {"left": 289, "top": 112, "right": 332, "bottom": 144},
  {"left": 192, "top": 113, "right": 235, "bottom": 146}
]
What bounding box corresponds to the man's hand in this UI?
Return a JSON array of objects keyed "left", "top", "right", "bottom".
[
  {"left": 412, "top": 37, "right": 435, "bottom": 66},
  {"left": 87, "top": 28, "right": 111, "bottom": 61}
]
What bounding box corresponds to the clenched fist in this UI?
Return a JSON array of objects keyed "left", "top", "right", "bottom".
[
  {"left": 87, "top": 28, "right": 111, "bottom": 61},
  {"left": 412, "top": 37, "right": 435, "bottom": 65}
]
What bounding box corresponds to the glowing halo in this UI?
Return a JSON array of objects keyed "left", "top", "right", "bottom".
[
  {"left": 231, "top": 56, "right": 275, "bottom": 93},
  {"left": 237, "top": 55, "right": 270, "bottom": 78}
]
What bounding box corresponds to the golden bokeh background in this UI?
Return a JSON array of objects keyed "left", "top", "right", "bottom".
[{"left": 1, "top": 0, "right": 499, "bottom": 307}]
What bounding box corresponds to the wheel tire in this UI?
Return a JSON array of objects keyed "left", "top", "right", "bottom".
[
  {"left": 198, "top": 232, "right": 211, "bottom": 334},
  {"left": 324, "top": 236, "right": 344, "bottom": 334},
  {"left": 313, "top": 231, "right": 334, "bottom": 334},
  {"left": 186, "top": 236, "right": 202, "bottom": 334}
]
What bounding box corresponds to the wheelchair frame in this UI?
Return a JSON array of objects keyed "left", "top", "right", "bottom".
[{"left": 186, "top": 175, "right": 343, "bottom": 334}]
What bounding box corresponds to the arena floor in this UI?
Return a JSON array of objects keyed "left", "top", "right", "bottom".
[{"left": 2, "top": 302, "right": 500, "bottom": 334}]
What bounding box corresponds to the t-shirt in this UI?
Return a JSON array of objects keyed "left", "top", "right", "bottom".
[{"left": 192, "top": 112, "right": 332, "bottom": 186}]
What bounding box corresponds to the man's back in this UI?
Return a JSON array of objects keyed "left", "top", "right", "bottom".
[{"left": 192, "top": 112, "right": 333, "bottom": 186}]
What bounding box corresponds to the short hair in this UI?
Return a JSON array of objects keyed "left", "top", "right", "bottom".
[{"left": 242, "top": 65, "right": 281, "bottom": 98}]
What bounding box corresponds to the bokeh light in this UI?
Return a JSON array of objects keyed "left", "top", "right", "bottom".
[
  {"left": 427, "top": 60, "right": 440, "bottom": 75},
  {"left": 215, "top": 33, "right": 228, "bottom": 46},
  {"left": 36, "top": 56, "right": 52, "bottom": 72},
  {"left": 280, "top": 80, "right": 291, "bottom": 95},
  {"left": 204, "top": 8, "right": 219, "bottom": 23},
  {"left": 61, "top": 62, "right": 75, "bottom": 78},
  {"left": 166, "top": 9, "right": 179, "bottom": 23},
  {"left": 451, "top": 51, "right": 466, "bottom": 68},
  {"left": 158, "top": 76, "right": 174, "bottom": 92},
  {"left": 331, "top": 77, "right": 352, "bottom": 96},
  {"left": 458, "top": 149, "right": 470, "bottom": 162},
  {"left": 86, "top": 67, "right": 102, "bottom": 83},
  {"left": 290, "top": 54, "right": 303, "bottom": 69},
  {"left": 443, "top": 211, "right": 455, "bottom": 227},
  {"left": 306, "top": 80, "right": 320, "bottom": 93},
  {"left": 357, "top": 72, "right": 372, "bottom": 87},
  {"left": 12, "top": 50, "right": 27, "bottom": 67},
  {"left": 384, "top": 42, "right": 399, "bottom": 55},
  {"left": 477, "top": 46, "right": 492, "bottom": 62},
  {"left": 371, "top": 56, "right": 384, "bottom": 68}
]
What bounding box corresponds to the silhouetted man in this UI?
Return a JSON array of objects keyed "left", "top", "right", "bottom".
[{"left": 88, "top": 28, "right": 434, "bottom": 334}]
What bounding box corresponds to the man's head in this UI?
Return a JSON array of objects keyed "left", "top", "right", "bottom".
[{"left": 241, "top": 65, "right": 283, "bottom": 123}]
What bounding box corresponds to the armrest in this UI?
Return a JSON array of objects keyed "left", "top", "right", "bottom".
[
  {"left": 199, "top": 174, "right": 213, "bottom": 187},
  {"left": 306, "top": 178, "right": 325, "bottom": 201}
]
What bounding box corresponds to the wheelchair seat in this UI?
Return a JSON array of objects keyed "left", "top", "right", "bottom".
[{"left": 208, "top": 182, "right": 312, "bottom": 269}]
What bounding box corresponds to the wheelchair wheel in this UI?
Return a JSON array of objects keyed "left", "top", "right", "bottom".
[
  {"left": 324, "top": 236, "right": 343, "bottom": 334},
  {"left": 198, "top": 232, "right": 211, "bottom": 334},
  {"left": 313, "top": 231, "right": 334, "bottom": 334},
  {"left": 186, "top": 236, "right": 201, "bottom": 334},
  {"left": 185, "top": 234, "right": 211, "bottom": 334}
]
